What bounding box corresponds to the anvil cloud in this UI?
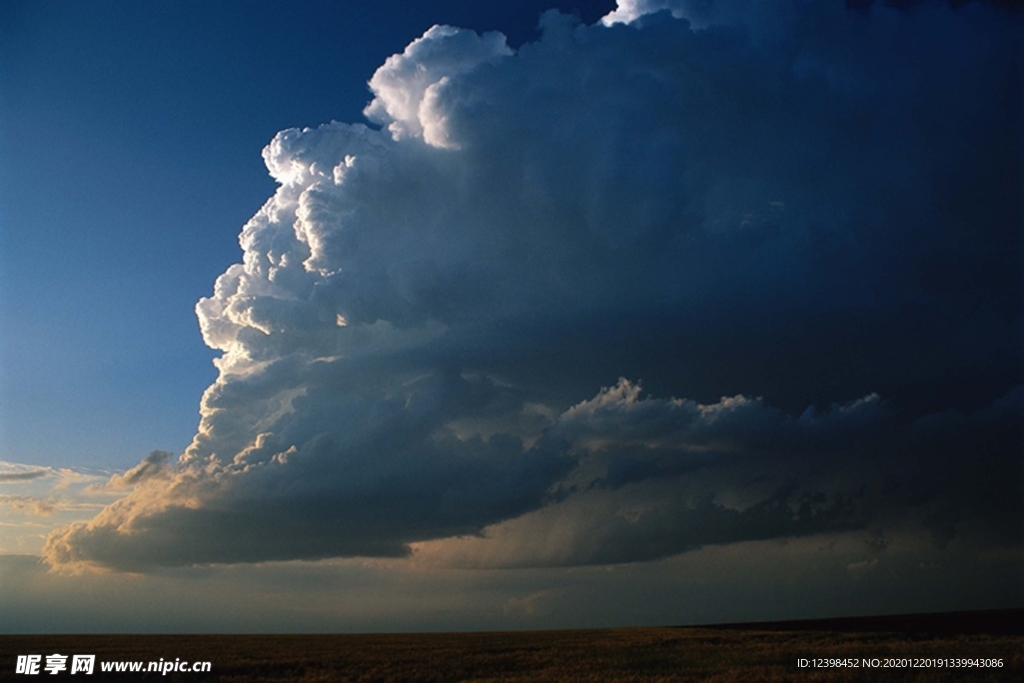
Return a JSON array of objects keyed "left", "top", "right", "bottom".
[{"left": 44, "top": 0, "right": 1022, "bottom": 572}]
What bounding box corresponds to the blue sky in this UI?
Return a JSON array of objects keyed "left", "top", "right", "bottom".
[{"left": 0, "top": 0, "right": 1021, "bottom": 632}]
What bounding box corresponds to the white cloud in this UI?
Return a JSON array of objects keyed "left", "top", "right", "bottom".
[{"left": 365, "top": 24, "right": 513, "bottom": 148}]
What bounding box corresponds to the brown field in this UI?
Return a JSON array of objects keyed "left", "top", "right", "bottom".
[{"left": 1, "top": 610, "right": 1021, "bottom": 682}]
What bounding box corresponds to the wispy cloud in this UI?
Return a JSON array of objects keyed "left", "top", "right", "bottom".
[
  {"left": 0, "top": 495, "right": 60, "bottom": 516},
  {"left": 0, "top": 461, "right": 121, "bottom": 555},
  {"left": 0, "top": 463, "right": 53, "bottom": 483},
  {"left": 0, "top": 471, "right": 50, "bottom": 483},
  {"left": 0, "top": 495, "right": 107, "bottom": 517}
]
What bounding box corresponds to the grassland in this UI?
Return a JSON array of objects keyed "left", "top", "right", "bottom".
[{"left": 1, "top": 610, "right": 1020, "bottom": 682}]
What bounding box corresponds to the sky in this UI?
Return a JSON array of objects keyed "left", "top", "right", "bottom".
[{"left": 0, "top": 0, "right": 1021, "bottom": 633}]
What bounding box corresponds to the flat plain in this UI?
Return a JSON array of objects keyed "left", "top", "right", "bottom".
[{"left": 1, "top": 610, "right": 1020, "bottom": 682}]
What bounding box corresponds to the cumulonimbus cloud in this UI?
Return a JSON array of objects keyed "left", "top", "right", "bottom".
[{"left": 44, "top": 0, "right": 1022, "bottom": 571}]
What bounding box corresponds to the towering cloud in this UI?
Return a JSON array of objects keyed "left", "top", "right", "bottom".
[{"left": 45, "top": 0, "right": 1022, "bottom": 571}]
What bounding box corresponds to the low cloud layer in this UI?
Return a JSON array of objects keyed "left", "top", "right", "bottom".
[
  {"left": 44, "top": 0, "right": 1022, "bottom": 572},
  {"left": 412, "top": 383, "right": 1022, "bottom": 568}
]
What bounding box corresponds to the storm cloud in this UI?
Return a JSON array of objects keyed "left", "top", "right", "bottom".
[{"left": 44, "top": 0, "right": 1022, "bottom": 571}]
